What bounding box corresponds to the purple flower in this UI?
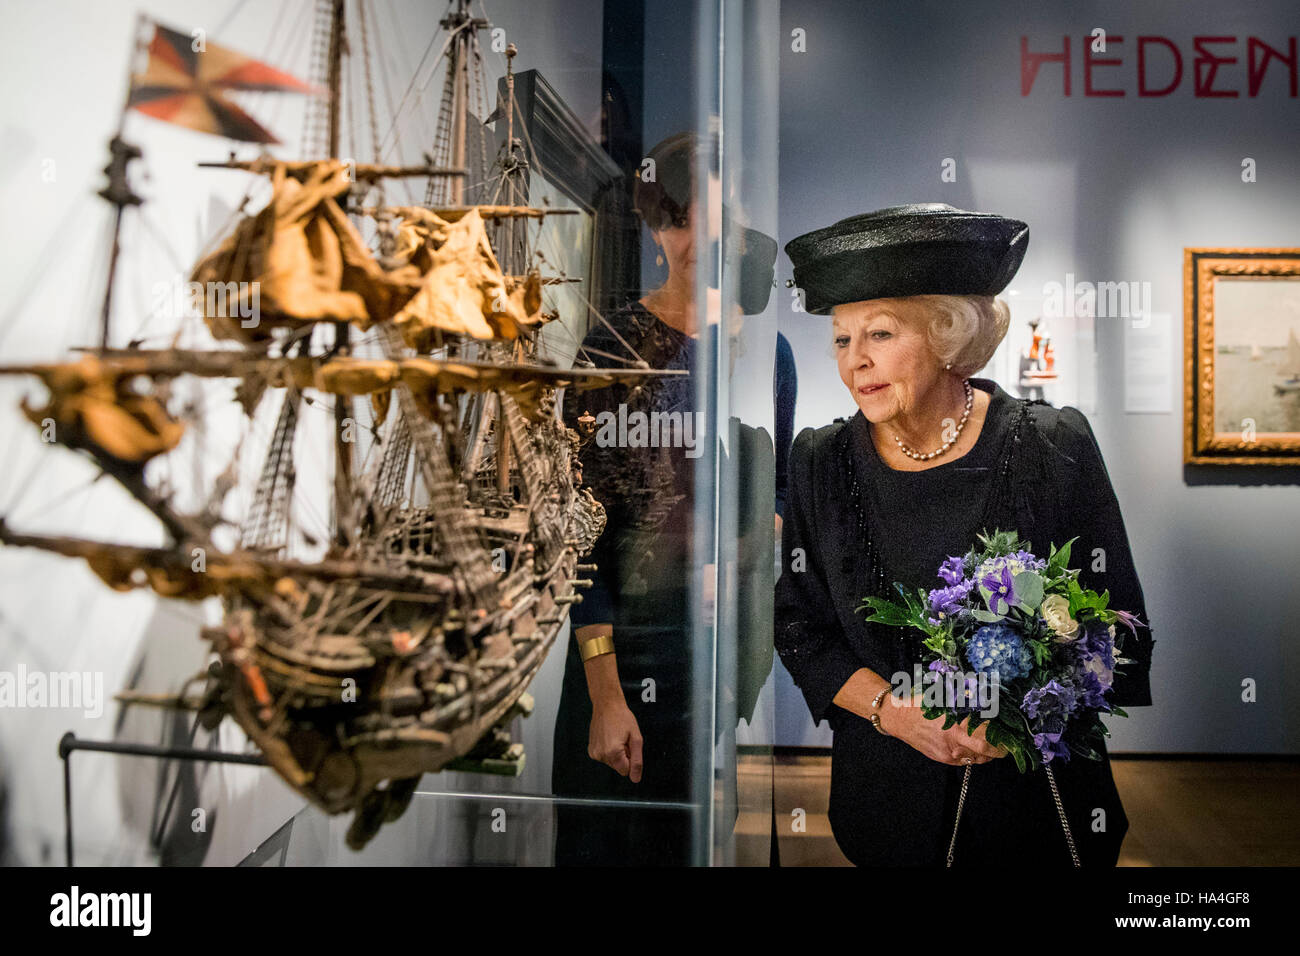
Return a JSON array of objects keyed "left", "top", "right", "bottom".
[
  {"left": 1074, "top": 620, "right": 1116, "bottom": 671},
  {"left": 1077, "top": 669, "right": 1112, "bottom": 711},
  {"left": 1033, "top": 730, "right": 1071, "bottom": 764},
  {"left": 1012, "top": 549, "right": 1048, "bottom": 572},
  {"left": 1022, "top": 679, "right": 1079, "bottom": 720},
  {"left": 981, "top": 564, "right": 1017, "bottom": 615},
  {"left": 928, "top": 579, "right": 974, "bottom": 617},
  {"left": 938, "top": 556, "right": 967, "bottom": 586},
  {"left": 1113, "top": 608, "right": 1147, "bottom": 639}
]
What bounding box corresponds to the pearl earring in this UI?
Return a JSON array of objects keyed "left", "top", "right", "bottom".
[
  {"left": 944, "top": 362, "right": 952, "bottom": 370},
  {"left": 656, "top": 251, "right": 664, "bottom": 267}
]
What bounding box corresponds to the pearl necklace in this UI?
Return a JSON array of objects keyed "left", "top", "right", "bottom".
[{"left": 890, "top": 379, "right": 974, "bottom": 461}]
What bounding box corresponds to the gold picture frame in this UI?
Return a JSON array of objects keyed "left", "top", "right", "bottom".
[{"left": 1183, "top": 248, "right": 1300, "bottom": 465}]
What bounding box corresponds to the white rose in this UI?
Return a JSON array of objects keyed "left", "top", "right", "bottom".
[{"left": 1041, "top": 593, "right": 1080, "bottom": 642}]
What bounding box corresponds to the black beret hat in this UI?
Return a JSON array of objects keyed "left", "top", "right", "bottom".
[{"left": 783, "top": 203, "right": 1029, "bottom": 315}]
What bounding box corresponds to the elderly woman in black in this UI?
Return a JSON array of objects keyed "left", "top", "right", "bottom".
[{"left": 775, "top": 204, "right": 1155, "bottom": 867}]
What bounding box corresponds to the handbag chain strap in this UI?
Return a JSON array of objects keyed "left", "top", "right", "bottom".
[
  {"left": 1045, "top": 764, "right": 1082, "bottom": 867},
  {"left": 944, "top": 764, "right": 973, "bottom": 867},
  {"left": 944, "top": 764, "right": 1083, "bottom": 867}
]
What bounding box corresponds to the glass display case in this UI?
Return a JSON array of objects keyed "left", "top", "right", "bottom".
[
  {"left": 18, "top": 0, "right": 779, "bottom": 868},
  {"left": 231, "top": 0, "right": 783, "bottom": 869}
]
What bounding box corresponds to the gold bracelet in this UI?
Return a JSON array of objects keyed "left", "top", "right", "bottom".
[
  {"left": 578, "top": 634, "right": 615, "bottom": 662},
  {"left": 869, "top": 686, "right": 891, "bottom": 736}
]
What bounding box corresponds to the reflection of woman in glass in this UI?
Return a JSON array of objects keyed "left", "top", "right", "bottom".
[
  {"left": 551, "top": 132, "right": 709, "bottom": 865},
  {"left": 775, "top": 204, "right": 1155, "bottom": 867}
]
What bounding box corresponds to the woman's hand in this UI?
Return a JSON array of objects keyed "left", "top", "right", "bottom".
[
  {"left": 588, "top": 698, "right": 644, "bottom": 782},
  {"left": 575, "top": 624, "right": 644, "bottom": 781},
  {"left": 879, "top": 693, "right": 1007, "bottom": 767}
]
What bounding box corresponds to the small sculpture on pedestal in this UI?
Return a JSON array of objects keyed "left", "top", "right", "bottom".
[{"left": 1018, "top": 316, "right": 1059, "bottom": 400}]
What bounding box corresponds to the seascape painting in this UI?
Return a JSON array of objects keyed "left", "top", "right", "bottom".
[{"left": 1212, "top": 277, "right": 1300, "bottom": 434}]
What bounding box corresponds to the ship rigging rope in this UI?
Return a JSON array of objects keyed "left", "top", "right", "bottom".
[
  {"left": 375, "top": 22, "right": 457, "bottom": 163},
  {"left": 301, "top": 0, "right": 335, "bottom": 157},
  {"left": 470, "top": 42, "right": 492, "bottom": 205},
  {"left": 468, "top": 70, "right": 654, "bottom": 371},
  {"left": 0, "top": 196, "right": 96, "bottom": 352},
  {"left": 216, "top": 0, "right": 251, "bottom": 35},
  {"left": 0, "top": 451, "right": 100, "bottom": 528},
  {"left": 369, "top": 0, "right": 420, "bottom": 205},
  {"left": 356, "top": 0, "right": 385, "bottom": 208}
]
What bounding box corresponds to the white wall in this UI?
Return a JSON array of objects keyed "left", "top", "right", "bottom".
[{"left": 774, "top": 0, "right": 1300, "bottom": 752}]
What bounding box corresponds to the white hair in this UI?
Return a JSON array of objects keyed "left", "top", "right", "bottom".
[{"left": 909, "top": 294, "right": 1011, "bottom": 377}]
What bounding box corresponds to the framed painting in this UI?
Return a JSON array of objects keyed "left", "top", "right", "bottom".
[
  {"left": 1184, "top": 248, "right": 1300, "bottom": 465},
  {"left": 495, "top": 69, "right": 635, "bottom": 369}
]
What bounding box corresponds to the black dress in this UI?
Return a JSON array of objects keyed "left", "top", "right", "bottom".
[
  {"left": 774, "top": 378, "right": 1155, "bottom": 867},
  {"left": 551, "top": 301, "right": 698, "bottom": 865}
]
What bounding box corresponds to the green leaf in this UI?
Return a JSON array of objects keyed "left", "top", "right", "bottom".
[
  {"left": 1066, "top": 578, "right": 1087, "bottom": 616},
  {"left": 857, "top": 596, "right": 912, "bottom": 627},
  {"left": 970, "top": 608, "right": 1003, "bottom": 623},
  {"left": 1028, "top": 639, "right": 1051, "bottom": 666},
  {"left": 1048, "top": 537, "right": 1077, "bottom": 576},
  {"left": 982, "top": 723, "right": 1002, "bottom": 750},
  {"left": 1012, "top": 570, "right": 1044, "bottom": 611}
]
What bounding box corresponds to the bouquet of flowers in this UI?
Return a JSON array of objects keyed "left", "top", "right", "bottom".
[{"left": 858, "top": 529, "right": 1148, "bottom": 773}]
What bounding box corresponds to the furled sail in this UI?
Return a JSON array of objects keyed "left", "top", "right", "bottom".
[
  {"left": 191, "top": 159, "right": 402, "bottom": 341},
  {"left": 191, "top": 161, "right": 543, "bottom": 345},
  {"left": 18, "top": 355, "right": 185, "bottom": 467},
  {"left": 377, "top": 205, "right": 543, "bottom": 347}
]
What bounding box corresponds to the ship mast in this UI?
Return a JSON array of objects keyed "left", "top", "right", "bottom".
[
  {"left": 97, "top": 13, "right": 149, "bottom": 349},
  {"left": 325, "top": 0, "right": 353, "bottom": 550},
  {"left": 450, "top": 0, "right": 469, "bottom": 206}
]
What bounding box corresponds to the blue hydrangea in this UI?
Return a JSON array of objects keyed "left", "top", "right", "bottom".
[{"left": 964, "top": 624, "right": 1034, "bottom": 682}]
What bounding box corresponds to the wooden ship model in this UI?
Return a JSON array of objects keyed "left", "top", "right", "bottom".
[{"left": 0, "top": 1, "right": 673, "bottom": 849}]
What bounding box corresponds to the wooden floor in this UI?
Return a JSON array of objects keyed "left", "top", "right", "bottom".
[{"left": 734, "top": 754, "right": 1300, "bottom": 866}]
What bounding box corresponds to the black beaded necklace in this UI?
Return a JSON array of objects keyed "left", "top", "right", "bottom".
[{"left": 839, "top": 395, "right": 1040, "bottom": 669}]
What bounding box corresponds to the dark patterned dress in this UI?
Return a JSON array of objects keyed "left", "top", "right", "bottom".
[
  {"left": 774, "top": 378, "right": 1156, "bottom": 866},
  {"left": 551, "top": 300, "right": 699, "bottom": 865}
]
